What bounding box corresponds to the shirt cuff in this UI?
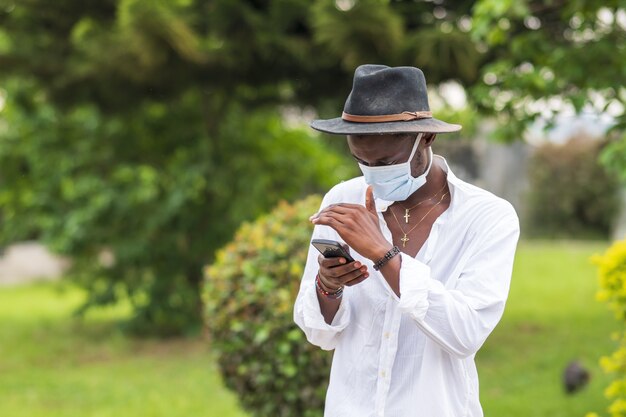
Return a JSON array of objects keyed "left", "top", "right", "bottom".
[
  {"left": 302, "top": 280, "right": 351, "bottom": 331},
  {"left": 398, "top": 253, "right": 434, "bottom": 322}
]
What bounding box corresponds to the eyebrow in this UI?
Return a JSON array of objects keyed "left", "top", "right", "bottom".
[{"left": 351, "top": 154, "right": 396, "bottom": 165}]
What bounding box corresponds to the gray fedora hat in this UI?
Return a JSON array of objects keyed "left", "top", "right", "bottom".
[{"left": 311, "top": 64, "right": 461, "bottom": 135}]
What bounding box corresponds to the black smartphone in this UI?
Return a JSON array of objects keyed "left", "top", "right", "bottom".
[{"left": 311, "top": 238, "right": 355, "bottom": 263}]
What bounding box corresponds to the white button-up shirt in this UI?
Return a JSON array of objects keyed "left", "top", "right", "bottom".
[{"left": 294, "top": 155, "right": 520, "bottom": 417}]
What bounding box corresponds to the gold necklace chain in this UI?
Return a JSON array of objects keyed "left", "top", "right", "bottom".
[
  {"left": 390, "top": 191, "right": 449, "bottom": 247},
  {"left": 397, "top": 182, "right": 448, "bottom": 224}
]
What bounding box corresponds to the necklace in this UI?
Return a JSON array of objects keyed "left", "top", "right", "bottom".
[
  {"left": 397, "top": 182, "right": 447, "bottom": 224},
  {"left": 390, "top": 191, "right": 449, "bottom": 247}
]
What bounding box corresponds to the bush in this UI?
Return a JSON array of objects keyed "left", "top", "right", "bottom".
[
  {"left": 204, "top": 195, "right": 330, "bottom": 417},
  {"left": 589, "top": 240, "right": 626, "bottom": 417},
  {"left": 527, "top": 135, "right": 620, "bottom": 239}
]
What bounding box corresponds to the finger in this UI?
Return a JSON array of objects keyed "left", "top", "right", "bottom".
[
  {"left": 365, "top": 186, "right": 376, "bottom": 215},
  {"left": 322, "top": 260, "right": 366, "bottom": 278},
  {"left": 324, "top": 202, "right": 369, "bottom": 214},
  {"left": 310, "top": 203, "right": 337, "bottom": 219},
  {"left": 327, "top": 203, "right": 363, "bottom": 211},
  {"left": 310, "top": 204, "right": 340, "bottom": 222},
  {"left": 344, "top": 273, "right": 370, "bottom": 287},
  {"left": 317, "top": 254, "right": 347, "bottom": 268},
  {"left": 311, "top": 211, "right": 349, "bottom": 228},
  {"left": 316, "top": 210, "right": 364, "bottom": 232},
  {"left": 313, "top": 204, "right": 359, "bottom": 218},
  {"left": 335, "top": 266, "right": 369, "bottom": 284}
]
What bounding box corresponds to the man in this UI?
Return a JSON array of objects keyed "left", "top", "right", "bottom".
[{"left": 293, "top": 64, "right": 519, "bottom": 417}]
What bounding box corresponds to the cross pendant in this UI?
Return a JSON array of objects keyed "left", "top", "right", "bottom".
[
  {"left": 404, "top": 209, "right": 410, "bottom": 223},
  {"left": 400, "top": 234, "right": 409, "bottom": 247}
]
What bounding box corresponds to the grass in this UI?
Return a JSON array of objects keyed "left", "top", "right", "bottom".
[
  {"left": 478, "top": 240, "right": 616, "bottom": 416},
  {"left": 0, "top": 240, "right": 618, "bottom": 417},
  {"left": 0, "top": 284, "right": 247, "bottom": 417}
]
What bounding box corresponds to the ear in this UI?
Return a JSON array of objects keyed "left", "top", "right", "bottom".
[{"left": 422, "top": 133, "right": 437, "bottom": 147}]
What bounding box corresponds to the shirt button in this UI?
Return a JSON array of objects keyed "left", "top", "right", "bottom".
[
  {"left": 384, "top": 332, "right": 390, "bottom": 339},
  {"left": 380, "top": 370, "right": 386, "bottom": 378}
]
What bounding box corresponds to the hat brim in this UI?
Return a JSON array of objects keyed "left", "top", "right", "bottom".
[{"left": 310, "top": 117, "right": 461, "bottom": 135}]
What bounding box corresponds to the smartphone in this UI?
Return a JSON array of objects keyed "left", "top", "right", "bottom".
[{"left": 311, "top": 238, "right": 355, "bottom": 263}]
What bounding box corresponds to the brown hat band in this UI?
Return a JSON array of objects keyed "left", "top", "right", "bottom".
[{"left": 341, "top": 111, "right": 433, "bottom": 123}]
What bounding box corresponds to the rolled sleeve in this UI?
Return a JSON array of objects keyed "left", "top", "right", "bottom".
[
  {"left": 293, "top": 186, "right": 353, "bottom": 351},
  {"left": 296, "top": 281, "right": 351, "bottom": 350},
  {"left": 398, "top": 253, "right": 444, "bottom": 321}
]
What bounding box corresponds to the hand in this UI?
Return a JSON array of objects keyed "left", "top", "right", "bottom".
[
  {"left": 310, "top": 186, "right": 392, "bottom": 261},
  {"left": 317, "top": 254, "right": 369, "bottom": 289}
]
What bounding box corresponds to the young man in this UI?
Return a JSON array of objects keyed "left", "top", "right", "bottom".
[{"left": 294, "top": 65, "right": 520, "bottom": 417}]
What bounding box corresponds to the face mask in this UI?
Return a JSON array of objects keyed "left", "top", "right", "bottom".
[{"left": 358, "top": 133, "right": 433, "bottom": 202}]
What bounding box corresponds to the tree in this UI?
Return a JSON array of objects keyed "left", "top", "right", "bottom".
[
  {"left": 0, "top": 0, "right": 486, "bottom": 334},
  {"left": 470, "top": 0, "right": 625, "bottom": 142},
  {"left": 0, "top": 87, "right": 352, "bottom": 334},
  {"left": 6, "top": 0, "right": 620, "bottom": 334}
]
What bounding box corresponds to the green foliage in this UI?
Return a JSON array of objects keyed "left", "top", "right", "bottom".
[
  {"left": 311, "top": 0, "right": 405, "bottom": 70},
  {"left": 0, "top": 0, "right": 488, "bottom": 335},
  {"left": 600, "top": 131, "right": 626, "bottom": 183},
  {"left": 526, "top": 136, "right": 619, "bottom": 239},
  {"left": 471, "top": 0, "right": 626, "bottom": 142},
  {"left": 430, "top": 103, "right": 481, "bottom": 140},
  {"left": 6, "top": 0, "right": 621, "bottom": 336},
  {"left": 0, "top": 0, "right": 483, "bottom": 112},
  {"left": 590, "top": 240, "right": 626, "bottom": 417},
  {"left": 204, "top": 195, "right": 330, "bottom": 417},
  {"left": 0, "top": 82, "right": 349, "bottom": 335}
]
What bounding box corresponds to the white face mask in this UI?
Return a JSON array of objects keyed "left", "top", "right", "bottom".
[{"left": 358, "top": 133, "right": 433, "bottom": 202}]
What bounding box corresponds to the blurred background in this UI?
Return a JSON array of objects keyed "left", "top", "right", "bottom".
[{"left": 1, "top": 0, "right": 625, "bottom": 416}]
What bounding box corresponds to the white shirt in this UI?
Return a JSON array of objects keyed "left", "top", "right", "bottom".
[{"left": 293, "top": 155, "right": 520, "bottom": 417}]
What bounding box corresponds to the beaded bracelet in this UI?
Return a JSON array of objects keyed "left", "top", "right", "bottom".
[
  {"left": 315, "top": 274, "right": 344, "bottom": 299},
  {"left": 373, "top": 246, "right": 401, "bottom": 271}
]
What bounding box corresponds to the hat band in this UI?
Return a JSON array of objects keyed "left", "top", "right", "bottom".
[{"left": 342, "top": 111, "right": 433, "bottom": 123}]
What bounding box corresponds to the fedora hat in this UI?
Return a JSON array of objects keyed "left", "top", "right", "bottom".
[{"left": 311, "top": 64, "right": 461, "bottom": 135}]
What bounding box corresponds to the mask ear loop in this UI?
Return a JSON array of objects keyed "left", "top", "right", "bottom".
[
  {"left": 422, "top": 147, "right": 434, "bottom": 178},
  {"left": 407, "top": 133, "right": 433, "bottom": 179},
  {"left": 406, "top": 133, "right": 423, "bottom": 163}
]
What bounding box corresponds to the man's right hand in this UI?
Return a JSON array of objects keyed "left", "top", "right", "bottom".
[{"left": 317, "top": 255, "right": 369, "bottom": 290}]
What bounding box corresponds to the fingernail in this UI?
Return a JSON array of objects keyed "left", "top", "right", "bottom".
[
  {"left": 364, "top": 273, "right": 369, "bottom": 278},
  {"left": 354, "top": 262, "right": 361, "bottom": 268},
  {"left": 339, "top": 258, "right": 346, "bottom": 264}
]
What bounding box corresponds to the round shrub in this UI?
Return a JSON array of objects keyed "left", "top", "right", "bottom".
[
  {"left": 527, "top": 135, "right": 620, "bottom": 238},
  {"left": 203, "top": 195, "right": 330, "bottom": 417}
]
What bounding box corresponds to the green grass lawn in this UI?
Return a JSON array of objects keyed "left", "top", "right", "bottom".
[
  {"left": 0, "top": 240, "right": 618, "bottom": 417},
  {"left": 478, "top": 240, "right": 616, "bottom": 417},
  {"left": 0, "top": 284, "right": 247, "bottom": 417}
]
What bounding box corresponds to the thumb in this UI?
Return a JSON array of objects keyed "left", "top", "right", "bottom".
[{"left": 365, "top": 186, "right": 376, "bottom": 215}]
